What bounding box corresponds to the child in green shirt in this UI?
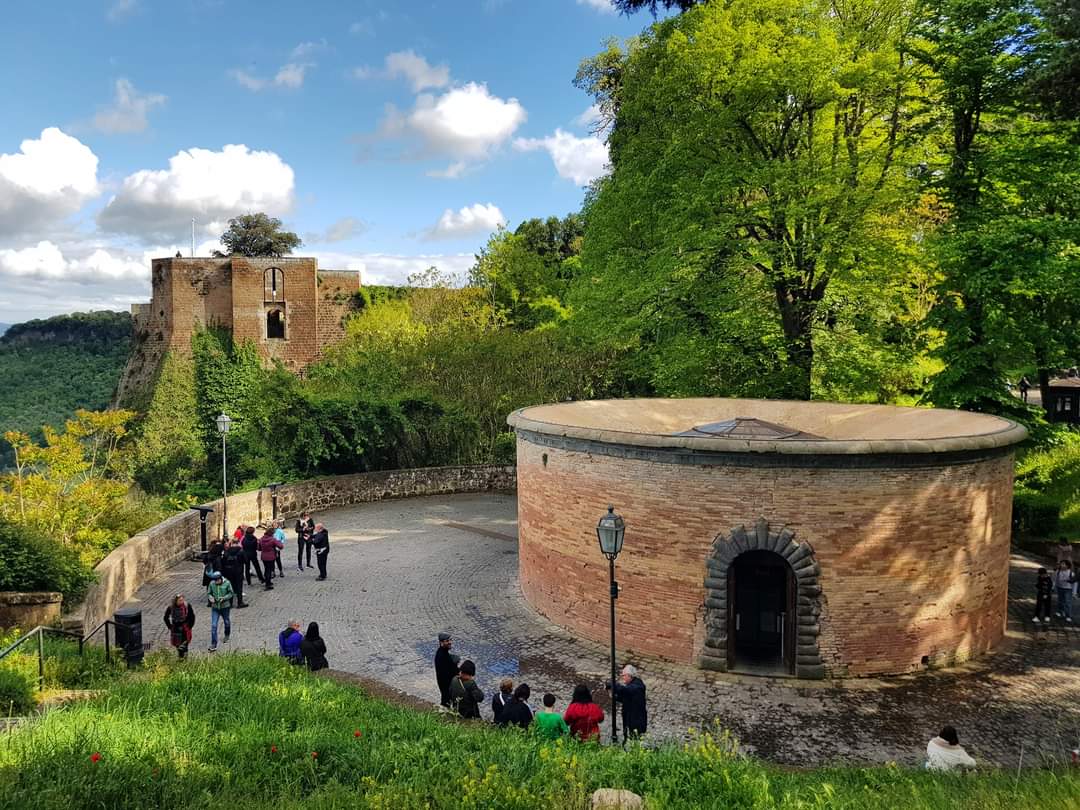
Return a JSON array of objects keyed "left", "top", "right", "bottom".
[{"left": 533, "top": 693, "right": 570, "bottom": 740}]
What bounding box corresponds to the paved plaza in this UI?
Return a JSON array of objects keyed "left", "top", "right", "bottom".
[{"left": 127, "top": 493, "right": 1080, "bottom": 768}]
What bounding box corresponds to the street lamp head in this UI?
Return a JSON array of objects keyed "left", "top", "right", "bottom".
[
  {"left": 596, "top": 504, "right": 625, "bottom": 559},
  {"left": 215, "top": 413, "right": 233, "bottom": 435}
]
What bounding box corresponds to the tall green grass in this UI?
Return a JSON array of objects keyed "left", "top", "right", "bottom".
[
  {"left": 0, "top": 654, "right": 1074, "bottom": 809},
  {"left": 1016, "top": 432, "right": 1080, "bottom": 534}
]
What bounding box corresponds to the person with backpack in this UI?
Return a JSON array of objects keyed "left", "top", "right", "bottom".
[
  {"left": 206, "top": 571, "right": 235, "bottom": 652},
  {"left": 449, "top": 660, "right": 484, "bottom": 719},
  {"left": 221, "top": 538, "right": 248, "bottom": 608},
  {"left": 300, "top": 621, "right": 329, "bottom": 671},
  {"left": 163, "top": 594, "right": 196, "bottom": 659}
]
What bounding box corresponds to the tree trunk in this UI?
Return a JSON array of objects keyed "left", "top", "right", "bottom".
[{"left": 773, "top": 284, "right": 814, "bottom": 401}]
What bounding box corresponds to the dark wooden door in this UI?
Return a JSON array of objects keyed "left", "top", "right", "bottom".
[{"left": 730, "top": 550, "right": 787, "bottom": 671}]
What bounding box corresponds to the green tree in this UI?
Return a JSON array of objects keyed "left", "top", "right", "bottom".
[
  {"left": 130, "top": 353, "right": 206, "bottom": 494},
  {"left": 576, "top": 0, "right": 924, "bottom": 399},
  {"left": 216, "top": 213, "right": 302, "bottom": 257},
  {"left": 1031, "top": 0, "right": 1080, "bottom": 120}
]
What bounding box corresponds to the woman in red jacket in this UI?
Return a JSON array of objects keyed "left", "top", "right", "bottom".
[{"left": 563, "top": 684, "right": 605, "bottom": 742}]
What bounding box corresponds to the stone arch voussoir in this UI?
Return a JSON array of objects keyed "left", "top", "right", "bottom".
[{"left": 698, "top": 518, "right": 825, "bottom": 679}]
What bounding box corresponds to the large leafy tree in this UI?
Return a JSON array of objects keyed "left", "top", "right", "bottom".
[
  {"left": 216, "top": 213, "right": 302, "bottom": 257},
  {"left": 576, "top": 0, "right": 923, "bottom": 399}
]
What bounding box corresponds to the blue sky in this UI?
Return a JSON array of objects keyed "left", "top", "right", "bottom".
[{"left": 0, "top": 0, "right": 652, "bottom": 322}]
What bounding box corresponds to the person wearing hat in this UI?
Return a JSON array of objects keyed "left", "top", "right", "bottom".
[
  {"left": 449, "top": 659, "right": 484, "bottom": 719},
  {"left": 434, "top": 632, "right": 460, "bottom": 708},
  {"left": 206, "top": 570, "right": 235, "bottom": 652}
]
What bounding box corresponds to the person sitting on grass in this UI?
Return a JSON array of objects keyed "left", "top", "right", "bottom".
[
  {"left": 163, "top": 594, "right": 195, "bottom": 660},
  {"left": 300, "top": 621, "right": 328, "bottom": 672},
  {"left": 449, "top": 659, "right": 484, "bottom": 719},
  {"left": 278, "top": 620, "right": 304, "bottom": 663},
  {"left": 563, "top": 684, "right": 605, "bottom": 742},
  {"left": 925, "top": 725, "right": 976, "bottom": 771},
  {"left": 533, "top": 693, "right": 570, "bottom": 740},
  {"left": 496, "top": 683, "right": 533, "bottom": 730},
  {"left": 492, "top": 677, "right": 513, "bottom": 724}
]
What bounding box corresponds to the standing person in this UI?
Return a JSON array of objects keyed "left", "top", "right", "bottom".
[
  {"left": 163, "top": 594, "right": 195, "bottom": 659},
  {"left": 496, "top": 683, "right": 533, "bottom": 730},
  {"left": 233, "top": 523, "right": 246, "bottom": 542},
  {"left": 563, "top": 685, "right": 604, "bottom": 742},
  {"left": 1056, "top": 537, "right": 1074, "bottom": 567},
  {"left": 608, "top": 664, "right": 648, "bottom": 741},
  {"left": 301, "top": 621, "right": 329, "bottom": 671},
  {"left": 278, "top": 620, "right": 304, "bottom": 663},
  {"left": 221, "top": 539, "right": 247, "bottom": 608},
  {"left": 925, "top": 725, "right": 976, "bottom": 771},
  {"left": 241, "top": 525, "right": 263, "bottom": 586},
  {"left": 258, "top": 526, "right": 283, "bottom": 591},
  {"left": 1034, "top": 567, "right": 1054, "bottom": 624},
  {"left": 492, "top": 678, "right": 514, "bottom": 723},
  {"left": 311, "top": 523, "right": 330, "bottom": 580},
  {"left": 434, "top": 632, "right": 459, "bottom": 708},
  {"left": 449, "top": 660, "right": 484, "bottom": 719},
  {"left": 1018, "top": 376, "right": 1031, "bottom": 403},
  {"left": 533, "top": 693, "right": 570, "bottom": 740},
  {"left": 273, "top": 520, "right": 287, "bottom": 577},
  {"left": 1055, "top": 560, "right": 1076, "bottom": 622},
  {"left": 204, "top": 539, "right": 225, "bottom": 588},
  {"left": 206, "top": 571, "right": 235, "bottom": 652},
  {"left": 296, "top": 512, "right": 314, "bottom": 572}
]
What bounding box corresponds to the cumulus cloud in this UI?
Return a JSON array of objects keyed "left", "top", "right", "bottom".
[
  {"left": 374, "top": 82, "right": 526, "bottom": 175},
  {"left": 385, "top": 50, "right": 450, "bottom": 92},
  {"left": 514, "top": 128, "right": 609, "bottom": 185},
  {"left": 305, "top": 217, "right": 366, "bottom": 244},
  {"left": 92, "top": 78, "right": 166, "bottom": 134},
  {"left": 0, "top": 128, "right": 100, "bottom": 237},
  {"left": 425, "top": 203, "right": 505, "bottom": 240},
  {"left": 97, "top": 143, "right": 295, "bottom": 242},
  {"left": 314, "top": 251, "right": 475, "bottom": 286},
  {"left": 0, "top": 241, "right": 146, "bottom": 281},
  {"left": 577, "top": 0, "right": 615, "bottom": 11},
  {"left": 230, "top": 42, "right": 322, "bottom": 91}
]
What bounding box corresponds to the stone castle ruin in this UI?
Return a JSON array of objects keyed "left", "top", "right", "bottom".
[{"left": 115, "top": 256, "right": 359, "bottom": 403}]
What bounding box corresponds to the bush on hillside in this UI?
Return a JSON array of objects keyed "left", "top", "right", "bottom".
[
  {"left": 0, "top": 521, "right": 95, "bottom": 605},
  {"left": 1013, "top": 490, "right": 1061, "bottom": 537},
  {"left": 0, "top": 665, "right": 34, "bottom": 714}
]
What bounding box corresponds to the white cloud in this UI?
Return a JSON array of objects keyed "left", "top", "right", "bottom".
[
  {"left": 314, "top": 251, "right": 475, "bottom": 286},
  {"left": 349, "top": 20, "right": 374, "bottom": 35},
  {"left": 514, "top": 128, "right": 609, "bottom": 185},
  {"left": 106, "top": 0, "right": 137, "bottom": 22},
  {"left": 574, "top": 103, "right": 602, "bottom": 129},
  {"left": 0, "top": 241, "right": 146, "bottom": 281},
  {"left": 305, "top": 217, "right": 366, "bottom": 244},
  {"left": 97, "top": 143, "right": 295, "bottom": 242},
  {"left": 291, "top": 40, "right": 328, "bottom": 59},
  {"left": 92, "top": 78, "right": 166, "bottom": 134},
  {"left": 385, "top": 50, "right": 450, "bottom": 92},
  {"left": 231, "top": 42, "right": 320, "bottom": 91},
  {"left": 577, "top": 0, "right": 615, "bottom": 12},
  {"left": 0, "top": 128, "right": 100, "bottom": 237},
  {"left": 376, "top": 82, "right": 526, "bottom": 175},
  {"left": 273, "top": 63, "right": 309, "bottom": 89},
  {"left": 425, "top": 203, "right": 505, "bottom": 240}
]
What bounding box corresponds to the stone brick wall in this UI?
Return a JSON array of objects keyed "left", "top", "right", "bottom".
[
  {"left": 0, "top": 592, "right": 62, "bottom": 630},
  {"left": 67, "top": 465, "right": 515, "bottom": 634},
  {"left": 316, "top": 270, "right": 360, "bottom": 355},
  {"left": 515, "top": 436, "right": 1016, "bottom": 677}
]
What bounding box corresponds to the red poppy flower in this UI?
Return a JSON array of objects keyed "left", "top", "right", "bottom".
[
  {"left": 354, "top": 729, "right": 362, "bottom": 738},
  {"left": 90, "top": 752, "right": 101, "bottom": 763},
  {"left": 311, "top": 751, "right": 318, "bottom": 759},
  {"left": 270, "top": 745, "right": 278, "bottom": 753}
]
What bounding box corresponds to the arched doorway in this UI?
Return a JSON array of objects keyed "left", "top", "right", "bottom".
[{"left": 728, "top": 550, "right": 796, "bottom": 675}]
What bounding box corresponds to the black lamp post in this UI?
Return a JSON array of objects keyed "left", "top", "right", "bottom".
[
  {"left": 596, "top": 504, "right": 625, "bottom": 745},
  {"left": 267, "top": 482, "right": 283, "bottom": 521},
  {"left": 215, "top": 413, "right": 232, "bottom": 541},
  {"left": 190, "top": 505, "right": 214, "bottom": 553}
]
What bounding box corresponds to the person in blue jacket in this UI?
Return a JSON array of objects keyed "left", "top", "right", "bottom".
[{"left": 278, "top": 620, "right": 304, "bottom": 663}]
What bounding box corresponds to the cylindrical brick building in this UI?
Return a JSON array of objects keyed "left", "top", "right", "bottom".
[{"left": 507, "top": 399, "right": 1027, "bottom": 678}]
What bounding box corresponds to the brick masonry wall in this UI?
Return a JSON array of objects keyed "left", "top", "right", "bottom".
[
  {"left": 67, "top": 465, "right": 515, "bottom": 634},
  {"left": 516, "top": 437, "right": 1016, "bottom": 677}
]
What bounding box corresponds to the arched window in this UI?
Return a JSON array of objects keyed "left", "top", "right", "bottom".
[
  {"left": 267, "top": 309, "right": 285, "bottom": 339},
  {"left": 264, "top": 267, "right": 284, "bottom": 302}
]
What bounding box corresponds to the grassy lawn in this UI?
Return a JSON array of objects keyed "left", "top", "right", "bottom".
[
  {"left": 1015, "top": 434, "right": 1080, "bottom": 536},
  {"left": 0, "top": 654, "right": 1076, "bottom": 809}
]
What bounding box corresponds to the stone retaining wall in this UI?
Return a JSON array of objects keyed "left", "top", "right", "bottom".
[
  {"left": 67, "top": 465, "right": 515, "bottom": 634},
  {"left": 0, "top": 592, "right": 62, "bottom": 630}
]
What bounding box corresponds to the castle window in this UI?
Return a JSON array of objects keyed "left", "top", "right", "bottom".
[
  {"left": 264, "top": 267, "right": 285, "bottom": 302},
  {"left": 267, "top": 308, "right": 285, "bottom": 339}
]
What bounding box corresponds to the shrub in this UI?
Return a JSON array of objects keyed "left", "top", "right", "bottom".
[
  {"left": 0, "top": 520, "right": 95, "bottom": 605},
  {"left": 1013, "top": 490, "right": 1061, "bottom": 537},
  {"left": 0, "top": 665, "right": 34, "bottom": 715}
]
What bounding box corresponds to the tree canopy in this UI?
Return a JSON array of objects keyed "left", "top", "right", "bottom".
[{"left": 216, "top": 213, "right": 302, "bottom": 257}]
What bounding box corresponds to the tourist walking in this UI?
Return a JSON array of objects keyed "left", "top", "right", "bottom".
[
  {"left": 449, "top": 659, "right": 484, "bottom": 719},
  {"left": 221, "top": 539, "right": 247, "bottom": 608},
  {"left": 533, "top": 693, "right": 570, "bottom": 739},
  {"left": 1018, "top": 376, "right": 1031, "bottom": 403},
  {"left": 608, "top": 664, "right": 648, "bottom": 741},
  {"left": 296, "top": 512, "right": 314, "bottom": 571},
  {"left": 206, "top": 571, "right": 234, "bottom": 652},
  {"left": 434, "top": 632, "right": 459, "bottom": 708},
  {"left": 925, "top": 726, "right": 976, "bottom": 771},
  {"left": 278, "top": 620, "right": 304, "bottom": 663},
  {"left": 311, "top": 523, "right": 330, "bottom": 580},
  {"left": 1034, "top": 567, "right": 1054, "bottom": 624},
  {"left": 259, "top": 526, "right": 283, "bottom": 591},
  {"left": 495, "top": 683, "right": 533, "bottom": 730},
  {"left": 273, "top": 520, "right": 287, "bottom": 577},
  {"left": 300, "top": 621, "right": 329, "bottom": 671},
  {"left": 163, "top": 594, "right": 195, "bottom": 659},
  {"left": 1056, "top": 537, "right": 1074, "bottom": 567},
  {"left": 1055, "top": 560, "right": 1076, "bottom": 622},
  {"left": 205, "top": 539, "right": 225, "bottom": 585},
  {"left": 563, "top": 684, "right": 604, "bottom": 742},
  {"left": 492, "top": 678, "right": 513, "bottom": 723},
  {"left": 241, "top": 525, "right": 263, "bottom": 585}
]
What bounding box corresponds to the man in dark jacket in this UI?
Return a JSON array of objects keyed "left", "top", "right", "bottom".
[
  {"left": 241, "top": 526, "right": 263, "bottom": 585},
  {"left": 610, "top": 664, "right": 648, "bottom": 741},
  {"left": 434, "top": 632, "right": 459, "bottom": 707},
  {"left": 311, "top": 523, "right": 330, "bottom": 580},
  {"left": 221, "top": 539, "right": 247, "bottom": 607},
  {"left": 449, "top": 659, "right": 484, "bottom": 719},
  {"left": 495, "top": 683, "right": 533, "bottom": 730},
  {"left": 295, "top": 513, "right": 314, "bottom": 571}
]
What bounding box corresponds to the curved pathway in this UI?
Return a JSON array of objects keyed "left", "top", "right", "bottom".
[{"left": 126, "top": 493, "right": 1080, "bottom": 767}]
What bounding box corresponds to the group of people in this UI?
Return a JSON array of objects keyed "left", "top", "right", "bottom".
[
  {"left": 278, "top": 619, "right": 329, "bottom": 671},
  {"left": 433, "top": 632, "right": 648, "bottom": 743},
  {"left": 1034, "top": 543, "right": 1077, "bottom": 623},
  {"left": 163, "top": 512, "right": 331, "bottom": 657}
]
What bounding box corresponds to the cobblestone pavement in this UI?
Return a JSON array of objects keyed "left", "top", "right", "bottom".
[{"left": 127, "top": 493, "right": 1080, "bottom": 767}]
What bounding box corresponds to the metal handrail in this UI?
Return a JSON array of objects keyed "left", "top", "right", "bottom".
[
  {"left": 0, "top": 626, "right": 84, "bottom": 690},
  {"left": 79, "top": 620, "right": 117, "bottom": 663}
]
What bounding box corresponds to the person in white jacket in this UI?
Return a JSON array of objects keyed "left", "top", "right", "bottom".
[{"left": 926, "top": 726, "right": 976, "bottom": 771}]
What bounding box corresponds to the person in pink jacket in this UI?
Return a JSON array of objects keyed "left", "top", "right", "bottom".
[{"left": 258, "top": 526, "right": 284, "bottom": 591}]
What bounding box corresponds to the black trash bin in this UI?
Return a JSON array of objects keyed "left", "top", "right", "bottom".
[{"left": 113, "top": 608, "right": 144, "bottom": 669}]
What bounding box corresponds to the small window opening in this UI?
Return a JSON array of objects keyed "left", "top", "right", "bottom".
[{"left": 267, "top": 309, "right": 285, "bottom": 339}]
